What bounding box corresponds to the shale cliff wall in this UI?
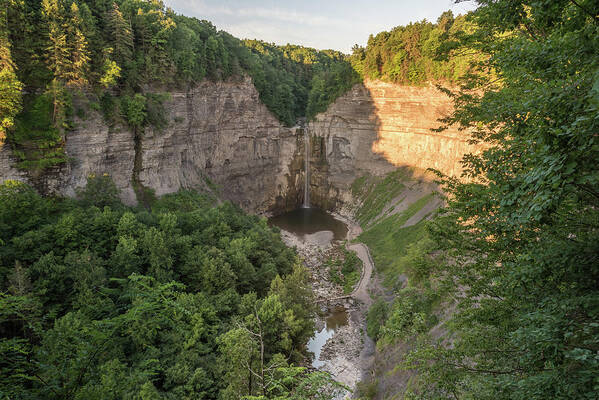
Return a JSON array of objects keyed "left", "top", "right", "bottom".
[
  {"left": 0, "top": 77, "right": 304, "bottom": 213},
  {"left": 0, "top": 78, "right": 477, "bottom": 213},
  {"left": 307, "top": 80, "right": 478, "bottom": 210}
]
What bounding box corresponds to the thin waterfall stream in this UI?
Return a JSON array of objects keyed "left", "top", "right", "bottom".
[{"left": 303, "top": 127, "right": 310, "bottom": 208}]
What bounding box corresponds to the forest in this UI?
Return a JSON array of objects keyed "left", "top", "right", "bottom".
[
  {"left": 1, "top": 0, "right": 598, "bottom": 399},
  {"left": 0, "top": 177, "right": 346, "bottom": 399},
  {"left": 0, "top": 0, "right": 470, "bottom": 173},
  {"left": 0, "top": 0, "right": 361, "bottom": 171},
  {"left": 350, "top": 11, "right": 475, "bottom": 85},
  {"left": 358, "top": 1, "right": 599, "bottom": 399}
]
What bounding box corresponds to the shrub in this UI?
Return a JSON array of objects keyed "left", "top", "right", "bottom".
[
  {"left": 76, "top": 174, "right": 121, "bottom": 209},
  {"left": 366, "top": 298, "right": 389, "bottom": 340}
]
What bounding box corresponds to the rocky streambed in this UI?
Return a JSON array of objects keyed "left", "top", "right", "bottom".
[{"left": 270, "top": 209, "right": 376, "bottom": 397}]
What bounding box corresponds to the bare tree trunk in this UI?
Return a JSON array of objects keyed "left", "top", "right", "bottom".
[
  {"left": 248, "top": 354, "right": 253, "bottom": 396},
  {"left": 260, "top": 334, "right": 265, "bottom": 397}
]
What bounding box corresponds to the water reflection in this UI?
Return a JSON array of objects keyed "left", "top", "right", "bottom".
[
  {"left": 307, "top": 307, "right": 349, "bottom": 368},
  {"left": 268, "top": 208, "right": 348, "bottom": 241}
]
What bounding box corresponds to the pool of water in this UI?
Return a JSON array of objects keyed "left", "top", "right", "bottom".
[
  {"left": 307, "top": 306, "right": 349, "bottom": 368},
  {"left": 268, "top": 208, "right": 348, "bottom": 241}
]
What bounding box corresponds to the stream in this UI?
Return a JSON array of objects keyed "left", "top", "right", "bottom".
[
  {"left": 307, "top": 306, "right": 349, "bottom": 367},
  {"left": 269, "top": 208, "right": 356, "bottom": 372}
]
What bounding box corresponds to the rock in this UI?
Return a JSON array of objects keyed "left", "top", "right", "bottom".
[
  {"left": 138, "top": 78, "right": 304, "bottom": 213},
  {"left": 307, "top": 80, "right": 481, "bottom": 211},
  {"left": 0, "top": 76, "right": 304, "bottom": 214},
  {"left": 1, "top": 79, "right": 478, "bottom": 214},
  {"left": 304, "top": 230, "right": 334, "bottom": 247},
  {"left": 0, "top": 143, "right": 28, "bottom": 184}
]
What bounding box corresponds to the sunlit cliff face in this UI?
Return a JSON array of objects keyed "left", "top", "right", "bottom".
[
  {"left": 309, "top": 80, "right": 480, "bottom": 183},
  {"left": 306, "top": 79, "right": 482, "bottom": 210},
  {"left": 0, "top": 77, "right": 482, "bottom": 213},
  {"left": 365, "top": 79, "right": 478, "bottom": 178}
]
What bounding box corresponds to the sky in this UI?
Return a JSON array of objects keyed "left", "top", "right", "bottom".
[{"left": 163, "top": 0, "right": 478, "bottom": 54}]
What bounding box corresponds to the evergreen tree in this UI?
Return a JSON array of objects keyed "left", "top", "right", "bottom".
[
  {"left": 105, "top": 2, "right": 133, "bottom": 68},
  {"left": 41, "top": 0, "right": 70, "bottom": 84},
  {"left": 41, "top": 0, "right": 89, "bottom": 124},
  {"left": 67, "top": 2, "right": 90, "bottom": 88},
  {"left": 0, "top": 2, "right": 22, "bottom": 142},
  {"left": 42, "top": 0, "right": 89, "bottom": 87},
  {"left": 41, "top": 0, "right": 70, "bottom": 123}
]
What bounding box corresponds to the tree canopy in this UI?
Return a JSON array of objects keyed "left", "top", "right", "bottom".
[
  {"left": 2, "top": 0, "right": 478, "bottom": 172},
  {"left": 0, "top": 178, "right": 336, "bottom": 399},
  {"left": 349, "top": 11, "right": 477, "bottom": 85},
  {"left": 397, "top": 1, "right": 599, "bottom": 398}
]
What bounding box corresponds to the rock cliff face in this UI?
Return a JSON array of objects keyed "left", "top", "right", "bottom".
[
  {"left": 0, "top": 145, "right": 28, "bottom": 184},
  {"left": 307, "top": 80, "right": 478, "bottom": 210},
  {"left": 0, "top": 78, "right": 477, "bottom": 214},
  {"left": 137, "top": 80, "right": 304, "bottom": 212},
  {"left": 0, "top": 77, "right": 304, "bottom": 213}
]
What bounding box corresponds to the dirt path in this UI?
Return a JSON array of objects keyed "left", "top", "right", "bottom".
[
  {"left": 318, "top": 215, "right": 375, "bottom": 305},
  {"left": 347, "top": 243, "right": 374, "bottom": 305}
]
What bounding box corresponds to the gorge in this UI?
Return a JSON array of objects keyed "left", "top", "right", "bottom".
[
  {"left": 0, "top": 5, "right": 479, "bottom": 396},
  {"left": 2, "top": 1, "right": 594, "bottom": 399},
  {"left": 0, "top": 72, "right": 476, "bottom": 397},
  {"left": 0, "top": 78, "right": 477, "bottom": 214}
]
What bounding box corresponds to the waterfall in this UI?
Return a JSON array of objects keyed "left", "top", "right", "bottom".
[{"left": 303, "top": 127, "right": 310, "bottom": 208}]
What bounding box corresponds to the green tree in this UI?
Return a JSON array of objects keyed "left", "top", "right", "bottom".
[
  {"left": 76, "top": 174, "right": 121, "bottom": 208},
  {"left": 0, "top": 184, "right": 313, "bottom": 398},
  {"left": 41, "top": 0, "right": 89, "bottom": 125},
  {"left": 99, "top": 57, "right": 121, "bottom": 88},
  {"left": 0, "top": 2, "right": 22, "bottom": 143},
  {"left": 105, "top": 2, "right": 133, "bottom": 69},
  {"left": 404, "top": 1, "right": 599, "bottom": 399},
  {"left": 244, "top": 365, "right": 347, "bottom": 400},
  {"left": 218, "top": 326, "right": 259, "bottom": 399},
  {"left": 42, "top": 0, "right": 70, "bottom": 86},
  {"left": 219, "top": 291, "right": 314, "bottom": 399},
  {"left": 123, "top": 93, "right": 146, "bottom": 129},
  {"left": 66, "top": 2, "right": 90, "bottom": 88}
]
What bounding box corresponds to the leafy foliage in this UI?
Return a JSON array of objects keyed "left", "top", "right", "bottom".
[
  {"left": 10, "top": 92, "right": 68, "bottom": 170},
  {"left": 325, "top": 248, "right": 362, "bottom": 294},
  {"left": 366, "top": 298, "right": 388, "bottom": 341},
  {"left": 4, "top": 0, "right": 360, "bottom": 146},
  {"left": 350, "top": 11, "right": 477, "bottom": 85},
  {"left": 400, "top": 1, "right": 599, "bottom": 399},
  {"left": 241, "top": 41, "right": 360, "bottom": 123},
  {"left": 0, "top": 3, "right": 23, "bottom": 143},
  {"left": 2, "top": 1, "right": 473, "bottom": 170},
  {"left": 0, "top": 179, "right": 323, "bottom": 399}
]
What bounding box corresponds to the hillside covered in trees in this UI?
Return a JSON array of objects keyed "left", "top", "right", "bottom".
[
  {"left": 0, "top": 0, "right": 474, "bottom": 173},
  {"left": 0, "top": 178, "right": 347, "bottom": 399},
  {"left": 3, "top": 0, "right": 596, "bottom": 399},
  {"left": 356, "top": 1, "right": 599, "bottom": 399},
  {"left": 350, "top": 11, "right": 476, "bottom": 85},
  {"left": 0, "top": 0, "right": 362, "bottom": 171}
]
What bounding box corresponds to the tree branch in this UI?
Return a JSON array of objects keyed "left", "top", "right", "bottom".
[{"left": 569, "top": 0, "right": 599, "bottom": 22}]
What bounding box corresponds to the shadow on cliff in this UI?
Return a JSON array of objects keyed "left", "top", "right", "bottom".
[
  {"left": 307, "top": 79, "right": 481, "bottom": 212},
  {"left": 365, "top": 80, "right": 477, "bottom": 179},
  {"left": 308, "top": 82, "right": 448, "bottom": 212}
]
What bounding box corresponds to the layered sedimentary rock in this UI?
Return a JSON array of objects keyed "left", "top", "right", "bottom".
[
  {"left": 61, "top": 114, "right": 138, "bottom": 204},
  {"left": 307, "top": 80, "right": 478, "bottom": 210},
  {"left": 137, "top": 79, "right": 303, "bottom": 212},
  {"left": 0, "top": 78, "right": 478, "bottom": 214},
  {"left": 0, "top": 77, "right": 303, "bottom": 213},
  {"left": 0, "top": 144, "right": 28, "bottom": 184}
]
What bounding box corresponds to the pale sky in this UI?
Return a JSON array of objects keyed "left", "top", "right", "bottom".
[{"left": 163, "top": 0, "right": 478, "bottom": 54}]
